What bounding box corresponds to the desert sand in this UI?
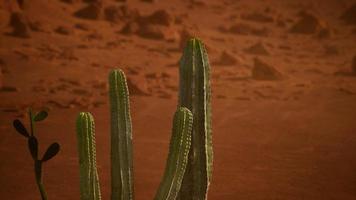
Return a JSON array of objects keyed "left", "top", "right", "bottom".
[{"left": 1, "top": 0, "right": 356, "bottom": 199}]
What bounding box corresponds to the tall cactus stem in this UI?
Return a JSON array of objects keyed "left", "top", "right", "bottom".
[
  {"left": 109, "top": 69, "right": 134, "bottom": 200},
  {"left": 154, "top": 107, "right": 193, "bottom": 200},
  {"left": 178, "top": 38, "right": 213, "bottom": 200},
  {"left": 76, "top": 112, "right": 101, "bottom": 200}
]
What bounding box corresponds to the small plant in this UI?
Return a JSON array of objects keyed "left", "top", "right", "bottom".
[
  {"left": 12, "top": 109, "right": 60, "bottom": 200},
  {"left": 76, "top": 37, "right": 212, "bottom": 200}
]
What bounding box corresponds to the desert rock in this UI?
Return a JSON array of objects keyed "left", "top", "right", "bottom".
[
  {"left": 244, "top": 42, "right": 270, "bottom": 56},
  {"left": 121, "top": 9, "right": 176, "bottom": 41},
  {"left": 127, "top": 76, "right": 149, "bottom": 95},
  {"left": 16, "top": 0, "right": 30, "bottom": 10},
  {"left": 104, "top": 5, "right": 138, "bottom": 23},
  {"left": 120, "top": 21, "right": 140, "bottom": 35},
  {"left": 55, "top": 26, "right": 73, "bottom": 35},
  {"left": 289, "top": 11, "right": 329, "bottom": 35},
  {"left": 137, "top": 24, "right": 177, "bottom": 40},
  {"left": 340, "top": 4, "right": 356, "bottom": 25},
  {"left": 214, "top": 51, "right": 240, "bottom": 66},
  {"left": 138, "top": 9, "right": 173, "bottom": 26},
  {"left": 74, "top": 2, "right": 102, "bottom": 20},
  {"left": 252, "top": 58, "right": 282, "bottom": 80},
  {"left": 9, "top": 12, "right": 30, "bottom": 38}
]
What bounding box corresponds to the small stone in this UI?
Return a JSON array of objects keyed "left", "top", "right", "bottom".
[
  {"left": 244, "top": 42, "right": 270, "bottom": 56},
  {"left": 252, "top": 58, "right": 282, "bottom": 80},
  {"left": 74, "top": 3, "right": 102, "bottom": 20},
  {"left": 55, "top": 26, "right": 72, "bottom": 35}
]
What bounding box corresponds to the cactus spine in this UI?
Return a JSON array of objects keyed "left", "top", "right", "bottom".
[
  {"left": 178, "top": 38, "right": 213, "bottom": 200},
  {"left": 76, "top": 112, "right": 101, "bottom": 200},
  {"left": 154, "top": 107, "right": 193, "bottom": 200},
  {"left": 109, "top": 69, "right": 134, "bottom": 200}
]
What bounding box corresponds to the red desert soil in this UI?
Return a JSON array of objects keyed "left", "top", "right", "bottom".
[{"left": 1, "top": 0, "right": 356, "bottom": 199}]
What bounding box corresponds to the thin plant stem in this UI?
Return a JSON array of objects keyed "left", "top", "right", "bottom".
[{"left": 35, "top": 161, "right": 47, "bottom": 200}]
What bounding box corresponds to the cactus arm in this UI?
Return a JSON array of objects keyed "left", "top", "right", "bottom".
[
  {"left": 109, "top": 69, "right": 134, "bottom": 200},
  {"left": 178, "top": 38, "right": 213, "bottom": 200},
  {"left": 154, "top": 107, "right": 193, "bottom": 200},
  {"left": 76, "top": 112, "right": 101, "bottom": 200}
]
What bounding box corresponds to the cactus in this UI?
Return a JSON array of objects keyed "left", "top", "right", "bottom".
[
  {"left": 178, "top": 38, "right": 213, "bottom": 200},
  {"left": 75, "top": 37, "right": 212, "bottom": 200},
  {"left": 12, "top": 109, "right": 60, "bottom": 200},
  {"left": 154, "top": 107, "right": 193, "bottom": 200},
  {"left": 76, "top": 112, "right": 101, "bottom": 200},
  {"left": 109, "top": 69, "right": 134, "bottom": 200}
]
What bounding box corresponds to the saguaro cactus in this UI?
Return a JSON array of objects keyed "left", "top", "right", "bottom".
[
  {"left": 154, "top": 107, "right": 193, "bottom": 200},
  {"left": 178, "top": 38, "right": 213, "bottom": 200},
  {"left": 109, "top": 69, "right": 134, "bottom": 200},
  {"left": 76, "top": 112, "right": 101, "bottom": 200}
]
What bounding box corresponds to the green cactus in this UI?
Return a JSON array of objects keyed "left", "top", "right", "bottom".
[
  {"left": 178, "top": 38, "right": 213, "bottom": 200},
  {"left": 76, "top": 112, "right": 101, "bottom": 200},
  {"left": 75, "top": 37, "right": 212, "bottom": 200},
  {"left": 154, "top": 107, "right": 193, "bottom": 200},
  {"left": 109, "top": 69, "right": 134, "bottom": 200}
]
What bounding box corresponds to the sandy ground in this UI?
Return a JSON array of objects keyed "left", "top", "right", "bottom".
[{"left": 1, "top": 0, "right": 356, "bottom": 199}]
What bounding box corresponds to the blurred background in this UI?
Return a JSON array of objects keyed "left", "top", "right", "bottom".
[{"left": 1, "top": 0, "right": 356, "bottom": 199}]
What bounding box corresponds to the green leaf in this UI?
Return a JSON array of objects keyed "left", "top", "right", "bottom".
[
  {"left": 42, "top": 143, "right": 60, "bottom": 162},
  {"left": 13, "top": 119, "right": 29, "bottom": 138},
  {"left": 28, "top": 136, "right": 38, "bottom": 160},
  {"left": 34, "top": 111, "right": 48, "bottom": 122}
]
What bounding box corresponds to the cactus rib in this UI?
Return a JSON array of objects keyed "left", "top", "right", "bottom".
[
  {"left": 76, "top": 112, "right": 101, "bottom": 200},
  {"left": 109, "top": 69, "right": 134, "bottom": 200},
  {"left": 154, "top": 107, "right": 193, "bottom": 200},
  {"left": 178, "top": 38, "right": 213, "bottom": 200}
]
